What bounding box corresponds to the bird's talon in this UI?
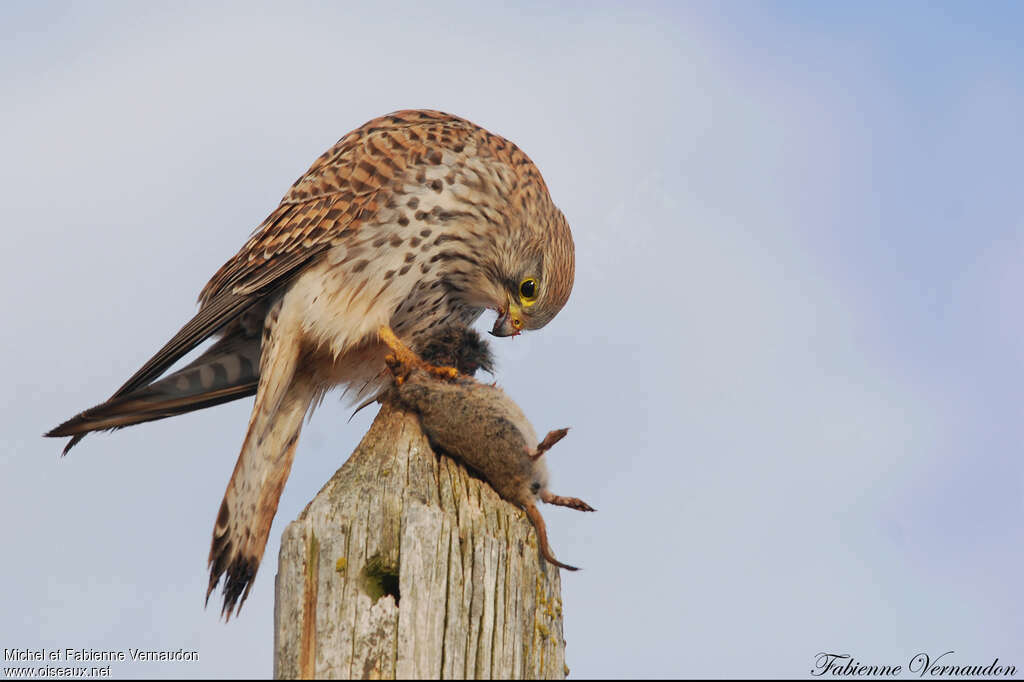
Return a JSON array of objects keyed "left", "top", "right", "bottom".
[
  {"left": 384, "top": 353, "right": 413, "bottom": 384},
  {"left": 425, "top": 364, "right": 460, "bottom": 381}
]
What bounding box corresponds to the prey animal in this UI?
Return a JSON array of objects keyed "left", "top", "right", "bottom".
[
  {"left": 46, "top": 110, "right": 575, "bottom": 617},
  {"left": 387, "top": 328, "right": 594, "bottom": 571}
]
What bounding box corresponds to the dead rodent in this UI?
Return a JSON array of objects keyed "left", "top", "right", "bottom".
[
  {"left": 387, "top": 327, "right": 594, "bottom": 571},
  {"left": 415, "top": 324, "right": 495, "bottom": 376}
]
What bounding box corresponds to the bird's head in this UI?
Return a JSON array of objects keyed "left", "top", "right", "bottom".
[{"left": 486, "top": 206, "right": 575, "bottom": 337}]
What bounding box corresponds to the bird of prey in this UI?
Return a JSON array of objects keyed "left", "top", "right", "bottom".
[{"left": 46, "top": 109, "right": 575, "bottom": 618}]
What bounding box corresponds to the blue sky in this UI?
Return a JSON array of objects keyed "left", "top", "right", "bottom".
[{"left": 2, "top": 1, "right": 1022, "bottom": 678}]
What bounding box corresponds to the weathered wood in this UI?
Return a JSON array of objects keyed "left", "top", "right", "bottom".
[{"left": 274, "top": 402, "right": 568, "bottom": 679}]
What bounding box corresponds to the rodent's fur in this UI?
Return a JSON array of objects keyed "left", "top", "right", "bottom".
[{"left": 386, "top": 327, "right": 593, "bottom": 570}]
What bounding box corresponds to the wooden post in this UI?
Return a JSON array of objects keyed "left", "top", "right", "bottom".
[{"left": 273, "top": 402, "right": 569, "bottom": 679}]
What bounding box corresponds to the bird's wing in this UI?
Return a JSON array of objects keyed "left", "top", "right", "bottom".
[
  {"left": 198, "top": 109, "right": 473, "bottom": 305},
  {"left": 108, "top": 293, "right": 261, "bottom": 400},
  {"left": 105, "top": 191, "right": 371, "bottom": 404},
  {"left": 46, "top": 327, "right": 261, "bottom": 443},
  {"left": 49, "top": 111, "right": 476, "bottom": 454},
  {"left": 112, "top": 112, "right": 460, "bottom": 399}
]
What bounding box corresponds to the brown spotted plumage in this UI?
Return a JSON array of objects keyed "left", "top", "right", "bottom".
[{"left": 45, "top": 109, "right": 575, "bottom": 618}]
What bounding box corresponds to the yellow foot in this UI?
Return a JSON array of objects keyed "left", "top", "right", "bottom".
[
  {"left": 425, "top": 364, "right": 460, "bottom": 381},
  {"left": 379, "top": 325, "right": 460, "bottom": 382},
  {"left": 378, "top": 326, "right": 419, "bottom": 368},
  {"left": 385, "top": 358, "right": 406, "bottom": 384}
]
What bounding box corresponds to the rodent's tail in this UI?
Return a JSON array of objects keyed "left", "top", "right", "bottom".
[{"left": 524, "top": 503, "right": 579, "bottom": 571}]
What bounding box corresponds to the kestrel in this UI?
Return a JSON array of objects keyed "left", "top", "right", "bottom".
[{"left": 46, "top": 110, "right": 575, "bottom": 617}]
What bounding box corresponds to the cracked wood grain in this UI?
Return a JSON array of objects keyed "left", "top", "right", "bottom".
[{"left": 274, "top": 402, "right": 568, "bottom": 679}]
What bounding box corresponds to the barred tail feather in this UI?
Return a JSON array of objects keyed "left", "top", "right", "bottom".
[{"left": 206, "top": 299, "right": 314, "bottom": 619}]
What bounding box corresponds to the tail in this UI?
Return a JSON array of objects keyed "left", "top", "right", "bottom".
[
  {"left": 524, "top": 503, "right": 580, "bottom": 572},
  {"left": 45, "top": 332, "right": 261, "bottom": 455},
  {"left": 206, "top": 299, "right": 315, "bottom": 619}
]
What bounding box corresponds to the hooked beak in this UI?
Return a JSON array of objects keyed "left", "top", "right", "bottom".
[{"left": 490, "top": 301, "right": 524, "bottom": 337}]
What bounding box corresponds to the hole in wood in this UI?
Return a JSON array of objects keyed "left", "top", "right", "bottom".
[{"left": 358, "top": 553, "right": 400, "bottom": 605}]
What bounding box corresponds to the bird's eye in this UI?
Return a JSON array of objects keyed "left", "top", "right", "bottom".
[{"left": 519, "top": 278, "right": 538, "bottom": 303}]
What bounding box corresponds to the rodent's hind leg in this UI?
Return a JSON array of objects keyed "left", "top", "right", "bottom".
[
  {"left": 530, "top": 428, "right": 570, "bottom": 460},
  {"left": 540, "top": 490, "right": 595, "bottom": 513}
]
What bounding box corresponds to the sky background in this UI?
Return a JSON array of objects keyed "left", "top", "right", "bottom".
[{"left": 2, "top": 1, "right": 1023, "bottom": 678}]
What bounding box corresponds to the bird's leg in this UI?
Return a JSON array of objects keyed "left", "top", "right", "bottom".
[
  {"left": 378, "top": 325, "right": 419, "bottom": 371},
  {"left": 378, "top": 325, "right": 459, "bottom": 382}
]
